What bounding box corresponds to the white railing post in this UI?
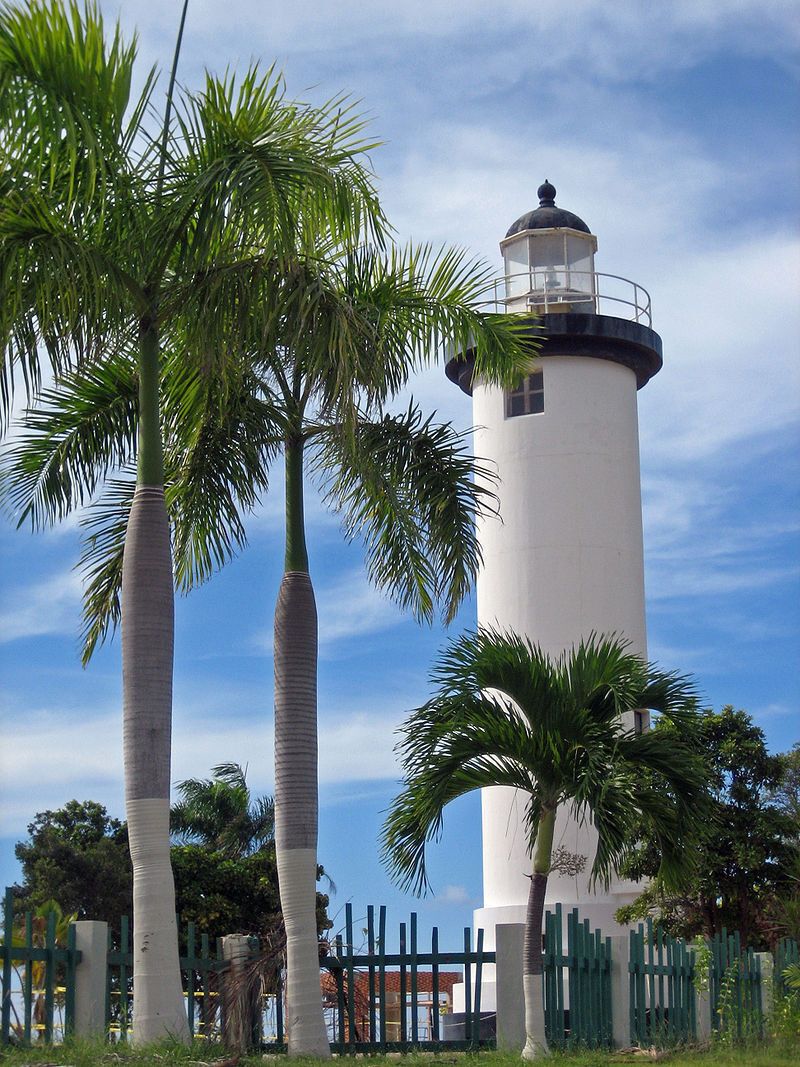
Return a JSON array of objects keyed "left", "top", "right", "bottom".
[
  {"left": 609, "top": 934, "right": 630, "bottom": 1048},
  {"left": 494, "top": 923, "right": 525, "bottom": 1051},
  {"left": 73, "top": 920, "right": 108, "bottom": 1038}
]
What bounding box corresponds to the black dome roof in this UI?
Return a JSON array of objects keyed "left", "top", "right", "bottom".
[{"left": 506, "top": 180, "right": 591, "bottom": 237}]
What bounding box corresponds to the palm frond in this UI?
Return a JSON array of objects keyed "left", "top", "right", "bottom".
[
  {"left": 1, "top": 353, "right": 139, "bottom": 528},
  {"left": 316, "top": 404, "right": 497, "bottom": 623},
  {"left": 77, "top": 474, "right": 135, "bottom": 664},
  {"left": 0, "top": 0, "right": 141, "bottom": 205},
  {"left": 382, "top": 630, "right": 711, "bottom": 896},
  {"left": 162, "top": 353, "right": 283, "bottom": 592},
  {"left": 168, "top": 67, "right": 385, "bottom": 277}
]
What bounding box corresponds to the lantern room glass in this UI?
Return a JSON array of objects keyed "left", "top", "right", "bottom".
[{"left": 502, "top": 227, "right": 597, "bottom": 312}]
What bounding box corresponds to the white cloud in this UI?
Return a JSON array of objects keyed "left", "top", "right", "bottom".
[
  {"left": 438, "top": 884, "right": 471, "bottom": 905},
  {"left": 0, "top": 678, "right": 410, "bottom": 835},
  {"left": 319, "top": 711, "right": 404, "bottom": 784},
  {"left": 0, "top": 569, "right": 83, "bottom": 643},
  {"left": 119, "top": 1, "right": 800, "bottom": 80},
  {"left": 252, "top": 567, "right": 405, "bottom": 652}
]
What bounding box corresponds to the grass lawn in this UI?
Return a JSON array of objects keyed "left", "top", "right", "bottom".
[{"left": 1, "top": 1043, "right": 799, "bottom": 1067}]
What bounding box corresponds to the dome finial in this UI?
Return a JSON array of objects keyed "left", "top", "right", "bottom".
[{"left": 537, "top": 179, "right": 556, "bottom": 207}]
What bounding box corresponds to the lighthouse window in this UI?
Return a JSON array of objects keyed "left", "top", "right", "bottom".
[{"left": 506, "top": 370, "right": 544, "bottom": 418}]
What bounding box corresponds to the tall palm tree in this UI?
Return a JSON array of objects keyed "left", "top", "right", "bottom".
[
  {"left": 3, "top": 238, "right": 532, "bottom": 1054},
  {"left": 381, "top": 630, "right": 711, "bottom": 1060},
  {"left": 0, "top": 0, "right": 382, "bottom": 1044},
  {"left": 171, "top": 762, "right": 274, "bottom": 858}
]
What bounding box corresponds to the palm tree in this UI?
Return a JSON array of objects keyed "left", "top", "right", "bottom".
[
  {"left": 381, "top": 630, "right": 711, "bottom": 1060},
  {"left": 4, "top": 238, "right": 532, "bottom": 1054},
  {"left": 0, "top": 0, "right": 382, "bottom": 1044},
  {"left": 171, "top": 762, "right": 274, "bottom": 858}
]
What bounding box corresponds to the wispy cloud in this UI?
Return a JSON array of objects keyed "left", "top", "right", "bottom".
[
  {"left": 0, "top": 570, "right": 83, "bottom": 644},
  {"left": 252, "top": 568, "right": 405, "bottom": 653}
]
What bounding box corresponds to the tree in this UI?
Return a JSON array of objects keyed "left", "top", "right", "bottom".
[
  {"left": 5, "top": 237, "right": 531, "bottom": 1053},
  {"left": 0, "top": 0, "right": 382, "bottom": 1044},
  {"left": 616, "top": 707, "right": 799, "bottom": 948},
  {"left": 381, "top": 631, "right": 709, "bottom": 1060},
  {"left": 171, "top": 762, "right": 274, "bottom": 858},
  {"left": 12, "top": 797, "right": 331, "bottom": 948},
  {"left": 13, "top": 801, "right": 132, "bottom": 935}
]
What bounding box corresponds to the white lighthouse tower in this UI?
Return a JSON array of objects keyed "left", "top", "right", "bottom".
[{"left": 446, "top": 180, "right": 662, "bottom": 963}]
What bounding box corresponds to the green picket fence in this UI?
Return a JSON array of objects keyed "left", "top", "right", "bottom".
[
  {"left": 105, "top": 915, "right": 228, "bottom": 1042},
  {"left": 5, "top": 882, "right": 793, "bottom": 1053},
  {"left": 774, "top": 937, "right": 799, "bottom": 995},
  {"left": 544, "top": 903, "right": 612, "bottom": 1048},
  {"left": 708, "top": 929, "right": 763, "bottom": 1039},
  {"left": 309, "top": 902, "right": 493, "bottom": 1053},
  {"left": 0, "top": 887, "right": 81, "bottom": 1044},
  {"left": 629, "top": 918, "right": 696, "bottom": 1045}
]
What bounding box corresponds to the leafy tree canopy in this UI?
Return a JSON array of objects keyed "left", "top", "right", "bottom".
[
  {"left": 14, "top": 800, "right": 132, "bottom": 932},
  {"left": 12, "top": 785, "right": 331, "bottom": 943},
  {"left": 616, "top": 705, "right": 799, "bottom": 948}
]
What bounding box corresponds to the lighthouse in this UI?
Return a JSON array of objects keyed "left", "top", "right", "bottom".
[{"left": 446, "top": 181, "right": 662, "bottom": 957}]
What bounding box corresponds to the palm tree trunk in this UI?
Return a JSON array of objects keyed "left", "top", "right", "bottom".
[
  {"left": 122, "top": 320, "right": 189, "bottom": 1045},
  {"left": 274, "top": 435, "right": 330, "bottom": 1058},
  {"left": 522, "top": 806, "right": 555, "bottom": 1060}
]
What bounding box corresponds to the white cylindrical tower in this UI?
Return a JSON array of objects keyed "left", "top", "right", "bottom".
[{"left": 446, "top": 180, "right": 662, "bottom": 952}]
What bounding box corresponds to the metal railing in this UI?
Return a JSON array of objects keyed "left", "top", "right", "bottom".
[{"left": 479, "top": 270, "right": 653, "bottom": 326}]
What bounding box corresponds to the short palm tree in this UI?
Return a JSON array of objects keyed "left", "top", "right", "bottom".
[
  {"left": 171, "top": 763, "right": 274, "bottom": 858},
  {"left": 0, "top": 0, "right": 382, "bottom": 1044},
  {"left": 381, "top": 630, "right": 710, "bottom": 1060}
]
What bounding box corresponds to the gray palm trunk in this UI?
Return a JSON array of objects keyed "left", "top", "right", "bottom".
[
  {"left": 121, "top": 323, "right": 189, "bottom": 1044},
  {"left": 273, "top": 437, "right": 330, "bottom": 1058},
  {"left": 521, "top": 807, "right": 555, "bottom": 1060}
]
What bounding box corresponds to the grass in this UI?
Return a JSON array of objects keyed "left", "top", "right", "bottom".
[{"left": 1, "top": 1043, "right": 799, "bottom": 1067}]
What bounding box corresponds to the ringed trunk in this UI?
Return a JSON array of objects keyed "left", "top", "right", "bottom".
[
  {"left": 522, "top": 807, "right": 555, "bottom": 1060},
  {"left": 273, "top": 437, "right": 330, "bottom": 1058},
  {"left": 122, "top": 322, "right": 189, "bottom": 1045}
]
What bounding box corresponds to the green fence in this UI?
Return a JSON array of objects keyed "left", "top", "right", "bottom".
[
  {"left": 105, "top": 915, "right": 228, "bottom": 1042},
  {"left": 629, "top": 918, "right": 696, "bottom": 1045},
  {"left": 1, "top": 887, "right": 81, "bottom": 1044},
  {"left": 308, "top": 902, "right": 493, "bottom": 1053},
  {"left": 774, "top": 937, "right": 799, "bottom": 995},
  {"left": 4, "top": 883, "right": 796, "bottom": 1053},
  {"left": 544, "top": 903, "right": 612, "bottom": 1048},
  {"left": 708, "top": 929, "right": 763, "bottom": 1039}
]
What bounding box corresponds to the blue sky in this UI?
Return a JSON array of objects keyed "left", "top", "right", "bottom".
[{"left": 1, "top": 0, "right": 798, "bottom": 951}]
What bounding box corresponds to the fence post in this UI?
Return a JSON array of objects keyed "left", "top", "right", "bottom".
[
  {"left": 755, "top": 952, "right": 773, "bottom": 1022},
  {"left": 695, "top": 974, "right": 712, "bottom": 1043},
  {"left": 609, "top": 934, "right": 629, "bottom": 1048},
  {"left": 73, "top": 921, "right": 109, "bottom": 1038},
  {"left": 495, "top": 923, "right": 525, "bottom": 1051},
  {"left": 221, "top": 933, "right": 260, "bottom": 1053}
]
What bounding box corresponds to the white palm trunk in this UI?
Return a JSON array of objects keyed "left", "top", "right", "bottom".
[
  {"left": 522, "top": 974, "right": 548, "bottom": 1060},
  {"left": 274, "top": 571, "right": 330, "bottom": 1058},
  {"left": 122, "top": 486, "right": 189, "bottom": 1044},
  {"left": 522, "top": 868, "right": 550, "bottom": 1059}
]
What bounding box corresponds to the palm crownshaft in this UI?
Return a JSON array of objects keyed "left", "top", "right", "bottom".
[{"left": 381, "top": 630, "right": 710, "bottom": 1060}]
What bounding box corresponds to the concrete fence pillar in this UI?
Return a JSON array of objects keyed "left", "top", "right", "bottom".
[
  {"left": 494, "top": 923, "right": 525, "bottom": 1051},
  {"left": 755, "top": 952, "right": 774, "bottom": 1021},
  {"left": 609, "top": 934, "right": 630, "bottom": 1049},
  {"left": 222, "top": 933, "right": 260, "bottom": 1053},
  {"left": 73, "top": 920, "right": 108, "bottom": 1038},
  {"left": 695, "top": 976, "right": 712, "bottom": 1043}
]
